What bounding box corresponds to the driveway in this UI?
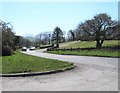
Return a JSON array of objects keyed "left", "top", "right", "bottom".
[{"left": 2, "top": 49, "right": 118, "bottom": 91}]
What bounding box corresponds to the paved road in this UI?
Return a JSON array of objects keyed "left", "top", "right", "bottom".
[{"left": 2, "top": 49, "right": 118, "bottom": 91}]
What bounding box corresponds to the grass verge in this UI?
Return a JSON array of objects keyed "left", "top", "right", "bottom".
[
  {"left": 1, "top": 52, "right": 74, "bottom": 74},
  {"left": 47, "top": 49, "right": 119, "bottom": 58}
]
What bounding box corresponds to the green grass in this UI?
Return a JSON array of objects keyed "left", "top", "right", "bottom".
[
  {"left": 1, "top": 52, "right": 73, "bottom": 74},
  {"left": 60, "top": 40, "right": 119, "bottom": 48},
  {"left": 48, "top": 50, "right": 119, "bottom": 57}
]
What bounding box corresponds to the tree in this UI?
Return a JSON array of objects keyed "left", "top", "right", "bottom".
[
  {"left": 77, "top": 13, "right": 117, "bottom": 48},
  {"left": 74, "top": 28, "right": 81, "bottom": 41},
  {"left": 107, "top": 22, "right": 120, "bottom": 40},
  {"left": 48, "top": 33, "right": 51, "bottom": 44},
  {"left": 39, "top": 33, "right": 42, "bottom": 47},
  {"left": 1, "top": 20, "right": 16, "bottom": 56},
  {"left": 36, "top": 32, "right": 52, "bottom": 46},
  {"left": 42, "top": 32, "right": 51, "bottom": 45},
  {"left": 68, "top": 30, "right": 75, "bottom": 41},
  {"left": 52, "top": 27, "right": 63, "bottom": 48}
]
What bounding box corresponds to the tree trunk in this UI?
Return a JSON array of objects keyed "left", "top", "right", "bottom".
[
  {"left": 56, "top": 43, "right": 59, "bottom": 48},
  {"left": 96, "top": 40, "right": 101, "bottom": 49},
  {"left": 73, "top": 34, "right": 75, "bottom": 41},
  {"left": 96, "top": 40, "right": 104, "bottom": 49}
]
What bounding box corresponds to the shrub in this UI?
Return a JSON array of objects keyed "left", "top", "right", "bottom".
[{"left": 2, "top": 45, "right": 14, "bottom": 56}]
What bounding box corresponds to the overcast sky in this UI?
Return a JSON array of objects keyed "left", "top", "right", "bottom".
[{"left": 1, "top": 2, "right": 118, "bottom": 36}]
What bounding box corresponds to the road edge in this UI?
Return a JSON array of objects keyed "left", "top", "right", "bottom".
[{"left": 0, "top": 65, "right": 76, "bottom": 77}]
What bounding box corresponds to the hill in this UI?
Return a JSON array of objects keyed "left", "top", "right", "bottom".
[{"left": 24, "top": 36, "right": 36, "bottom": 41}]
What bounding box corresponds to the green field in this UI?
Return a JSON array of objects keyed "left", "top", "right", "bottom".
[
  {"left": 60, "top": 40, "right": 119, "bottom": 48},
  {"left": 48, "top": 40, "right": 120, "bottom": 57},
  {"left": 1, "top": 52, "right": 73, "bottom": 74}
]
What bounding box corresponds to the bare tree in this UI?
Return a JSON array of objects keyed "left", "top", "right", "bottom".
[{"left": 68, "top": 30, "right": 75, "bottom": 41}]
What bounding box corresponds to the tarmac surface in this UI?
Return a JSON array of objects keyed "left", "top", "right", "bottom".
[{"left": 2, "top": 49, "right": 118, "bottom": 91}]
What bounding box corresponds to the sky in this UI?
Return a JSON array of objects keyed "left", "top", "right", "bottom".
[{"left": 1, "top": 2, "right": 118, "bottom": 36}]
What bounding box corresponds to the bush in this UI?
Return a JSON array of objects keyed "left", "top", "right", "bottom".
[{"left": 2, "top": 45, "right": 14, "bottom": 56}]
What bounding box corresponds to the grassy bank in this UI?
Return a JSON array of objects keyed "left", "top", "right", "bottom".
[
  {"left": 1, "top": 52, "right": 73, "bottom": 74},
  {"left": 48, "top": 40, "right": 119, "bottom": 57},
  {"left": 47, "top": 49, "right": 119, "bottom": 57},
  {"left": 60, "top": 40, "right": 119, "bottom": 48}
]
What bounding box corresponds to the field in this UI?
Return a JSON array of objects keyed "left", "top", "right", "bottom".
[
  {"left": 1, "top": 52, "right": 73, "bottom": 74},
  {"left": 48, "top": 40, "right": 120, "bottom": 57}
]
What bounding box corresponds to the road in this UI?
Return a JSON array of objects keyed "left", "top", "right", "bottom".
[{"left": 2, "top": 49, "right": 118, "bottom": 91}]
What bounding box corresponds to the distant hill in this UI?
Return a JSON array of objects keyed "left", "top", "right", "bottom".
[
  {"left": 23, "top": 33, "right": 36, "bottom": 41},
  {"left": 24, "top": 36, "right": 36, "bottom": 41}
]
